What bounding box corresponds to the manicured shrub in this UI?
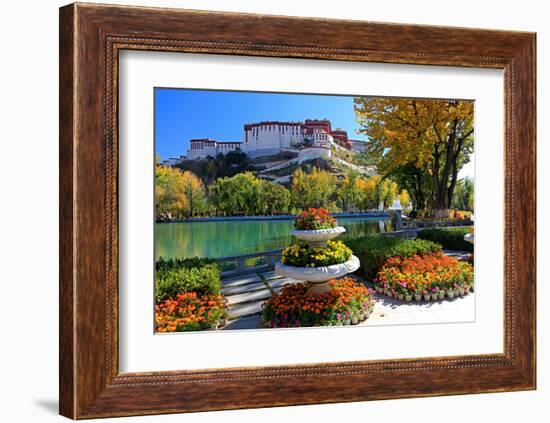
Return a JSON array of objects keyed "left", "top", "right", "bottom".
[
  {"left": 346, "top": 236, "right": 442, "bottom": 280},
  {"left": 416, "top": 227, "right": 474, "bottom": 252},
  {"left": 281, "top": 240, "right": 352, "bottom": 267},
  {"left": 261, "top": 278, "right": 375, "bottom": 328},
  {"left": 156, "top": 292, "right": 227, "bottom": 332},
  {"left": 155, "top": 257, "right": 221, "bottom": 302}
]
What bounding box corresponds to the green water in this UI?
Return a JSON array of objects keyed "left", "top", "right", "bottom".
[{"left": 155, "top": 217, "right": 392, "bottom": 260}]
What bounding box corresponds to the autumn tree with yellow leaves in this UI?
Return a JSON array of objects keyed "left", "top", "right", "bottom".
[
  {"left": 291, "top": 167, "right": 337, "bottom": 210},
  {"left": 354, "top": 97, "right": 474, "bottom": 214},
  {"left": 155, "top": 166, "right": 206, "bottom": 218}
]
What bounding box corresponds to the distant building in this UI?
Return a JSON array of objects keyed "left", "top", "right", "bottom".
[
  {"left": 160, "top": 155, "right": 186, "bottom": 166},
  {"left": 187, "top": 139, "right": 242, "bottom": 160},
  {"left": 186, "top": 118, "right": 365, "bottom": 160}
]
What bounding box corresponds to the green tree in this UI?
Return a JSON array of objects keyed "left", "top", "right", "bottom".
[
  {"left": 209, "top": 172, "right": 263, "bottom": 216},
  {"left": 260, "top": 181, "right": 291, "bottom": 215},
  {"left": 177, "top": 150, "right": 250, "bottom": 186},
  {"left": 451, "top": 177, "right": 474, "bottom": 211},
  {"left": 385, "top": 163, "right": 433, "bottom": 212}
]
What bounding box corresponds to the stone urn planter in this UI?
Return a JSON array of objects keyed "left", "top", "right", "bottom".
[
  {"left": 275, "top": 222, "right": 360, "bottom": 294},
  {"left": 290, "top": 226, "right": 346, "bottom": 247},
  {"left": 464, "top": 232, "right": 474, "bottom": 244},
  {"left": 275, "top": 256, "right": 360, "bottom": 294}
]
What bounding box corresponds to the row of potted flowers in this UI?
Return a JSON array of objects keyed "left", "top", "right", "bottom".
[
  {"left": 373, "top": 253, "right": 474, "bottom": 302},
  {"left": 373, "top": 283, "right": 473, "bottom": 302}
]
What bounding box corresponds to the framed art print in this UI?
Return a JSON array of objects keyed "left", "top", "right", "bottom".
[{"left": 59, "top": 3, "right": 536, "bottom": 419}]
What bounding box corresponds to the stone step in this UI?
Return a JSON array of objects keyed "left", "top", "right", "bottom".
[
  {"left": 225, "top": 282, "right": 295, "bottom": 306},
  {"left": 224, "top": 275, "right": 303, "bottom": 320},
  {"left": 221, "top": 277, "right": 294, "bottom": 296},
  {"left": 221, "top": 271, "right": 279, "bottom": 288},
  {"left": 226, "top": 288, "right": 273, "bottom": 306}
]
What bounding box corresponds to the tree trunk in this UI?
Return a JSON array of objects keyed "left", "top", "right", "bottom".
[{"left": 433, "top": 119, "right": 459, "bottom": 212}]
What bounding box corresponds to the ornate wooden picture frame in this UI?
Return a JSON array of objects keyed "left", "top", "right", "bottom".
[{"left": 59, "top": 2, "right": 536, "bottom": 419}]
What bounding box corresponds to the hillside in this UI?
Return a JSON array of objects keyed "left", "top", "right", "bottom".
[
  {"left": 175, "top": 147, "right": 376, "bottom": 186},
  {"left": 252, "top": 147, "right": 376, "bottom": 185}
]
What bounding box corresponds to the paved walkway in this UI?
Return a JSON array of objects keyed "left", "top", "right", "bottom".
[
  {"left": 221, "top": 251, "right": 474, "bottom": 330},
  {"left": 363, "top": 290, "right": 474, "bottom": 326}
]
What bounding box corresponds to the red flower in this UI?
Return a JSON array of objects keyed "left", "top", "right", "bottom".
[{"left": 294, "top": 207, "right": 337, "bottom": 230}]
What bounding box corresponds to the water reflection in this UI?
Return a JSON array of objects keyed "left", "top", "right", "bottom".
[{"left": 155, "top": 218, "right": 392, "bottom": 259}]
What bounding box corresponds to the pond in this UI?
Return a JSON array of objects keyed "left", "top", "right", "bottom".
[{"left": 155, "top": 217, "right": 393, "bottom": 260}]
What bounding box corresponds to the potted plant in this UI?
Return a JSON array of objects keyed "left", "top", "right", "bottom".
[
  {"left": 438, "top": 286, "right": 445, "bottom": 300},
  {"left": 277, "top": 239, "right": 358, "bottom": 294},
  {"left": 431, "top": 287, "right": 439, "bottom": 301},
  {"left": 414, "top": 289, "right": 422, "bottom": 302},
  {"left": 343, "top": 310, "right": 351, "bottom": 325},
  {"left": 373, "top": 278, "right": 382, "bottom": 293},
  {"left": 290, "top": 207, "right": 344, "bottom": 247},
  {"left": 447, "top": 288, "right": 455, "bottom": 299},
  {"left": 423, "top": 289, "right": 431, "bottom": 301}
]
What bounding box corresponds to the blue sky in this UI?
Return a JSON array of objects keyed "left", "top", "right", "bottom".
[
  {"left": 154, "top": 88, "right": 366, "bottom": 160},
  {"left": 154, "top": 88, "right": 473, "bottom": 179}
]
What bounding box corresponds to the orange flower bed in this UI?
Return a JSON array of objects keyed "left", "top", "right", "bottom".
[
  {"left": 261, "top": 277, "right": 375, "bottom": 327},
  {"left": 156, "top": 292, "right": 228, "bottom": 332},
  {"left": 375, "top": 253, "right": 473, "bottom": 297}
]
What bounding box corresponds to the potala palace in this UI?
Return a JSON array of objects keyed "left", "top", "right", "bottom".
[{"left": 185, "top": 119, "right": 367, "bottom": 160}]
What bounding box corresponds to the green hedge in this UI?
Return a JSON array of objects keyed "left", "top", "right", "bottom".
[
  {"left": 155, "top": 257, "right": 221, "bottom": 302},
  {"left": 156, "top": 256, "right": 217, "bottom": 273},
  {"left": 347, "top": 236, "right": 442, "bottom": 280},
  {"left": 416, "top": 227, "right": 473, "bottom": 252}
]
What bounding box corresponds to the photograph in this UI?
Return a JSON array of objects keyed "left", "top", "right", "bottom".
[{"left": 154, "top": 88, "right": 475, "bottom": 332}]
